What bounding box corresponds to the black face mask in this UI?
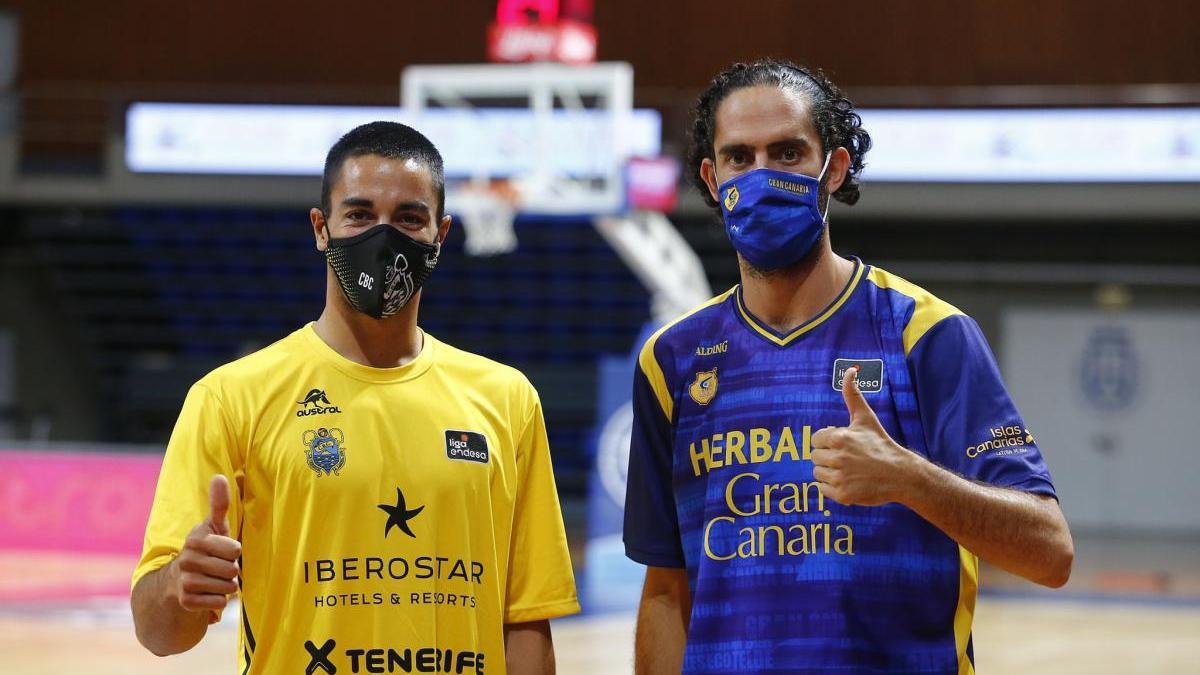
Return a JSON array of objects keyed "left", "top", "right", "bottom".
[{"left": 324, "top": 223, "right": 440, "bottom": 319}]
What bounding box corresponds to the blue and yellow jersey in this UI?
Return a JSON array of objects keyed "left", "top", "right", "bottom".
[
  {"left": 623, "top": 258, "right": 1054, "bottom": 674},
  {"left": 134, "top": 324, "right": 579, "bottom": 674}
]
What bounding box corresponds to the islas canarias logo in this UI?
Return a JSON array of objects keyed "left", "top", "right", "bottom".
[
  {"left": 689, "top": 368, "right": 718, "bottom": 405},
  {"left": 966, "top": 424, "right": 1034, "bottom": 459},
  {"left": 723, "top": 186, "right": 740, "bottom": 211}
]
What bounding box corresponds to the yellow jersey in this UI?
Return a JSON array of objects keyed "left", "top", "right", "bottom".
[{"left": 133, "top": 323, "right": 580, "bottom": 674}]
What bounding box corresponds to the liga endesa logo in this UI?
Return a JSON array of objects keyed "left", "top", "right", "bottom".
[
  {"left": 831, "top": 359, "right": 884, "bottom": 393},
  {"left": 304, "top": 638, "right": 486, "bottom": 674},
  {"left": 444, "top": 430, "right": 489, "bottom": 464}
]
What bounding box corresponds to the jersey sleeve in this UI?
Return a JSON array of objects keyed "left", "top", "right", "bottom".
[
  {"left": 623, "top": 338, "right": 686, "bottom": 568},
  {"left": 907, "top": 314, "right": 1056, "bottom": 497},
  {"left": 503, "top": 388, "right": 581, "bottom": 623},
  {"left": 131, "top": 382, "right": 245, "bottom": 593}
]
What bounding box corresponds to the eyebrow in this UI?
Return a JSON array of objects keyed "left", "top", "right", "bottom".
[
  {"left": 340, "top": 197, "right": 374, "bottom": 209},
  {"left": 339, "top": 198, "right": 431, "bottom": 215},
  {"left": 717, "top": 137, "right": 811, "bottom": 156},
  {"left": 393, "top": 201, "right": 432, "bottom": 215}
]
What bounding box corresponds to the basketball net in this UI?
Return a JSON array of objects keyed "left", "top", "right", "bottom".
[{"left": 452, "top": 182, "right": 519, "bottom": 257}]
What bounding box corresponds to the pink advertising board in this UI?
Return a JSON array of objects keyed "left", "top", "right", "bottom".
[{"left": 0, "top": 449, "right": 163, "bottom": 555}]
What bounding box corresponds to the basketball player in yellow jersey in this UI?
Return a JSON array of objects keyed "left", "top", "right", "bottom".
[{"left": 131, "top": 122, "right": 580, "bottom": 674}]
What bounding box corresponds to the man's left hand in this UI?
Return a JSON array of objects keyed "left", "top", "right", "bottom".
[{"left": 811, "top": 367, "right": 920, "bottom": 506}]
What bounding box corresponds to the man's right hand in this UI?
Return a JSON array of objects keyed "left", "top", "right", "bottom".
[{"left": 171, "top": 475, "right": 241, "bottom": 616}]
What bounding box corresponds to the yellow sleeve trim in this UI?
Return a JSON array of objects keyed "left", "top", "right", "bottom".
[
  {"left": 130, "top": 552, "right": 176, "bottom": 593},
  {"left": 637, "top": 288, "right": 738, "bottom": 421},
  {"left": 954, "top": 545, "right": 980, "bottom": 675},
  {"left": 867, "top": 267, "right": 963, "bottom": 356},
  {"left": 504, "top": 597, "right": 582, "bottom": 624}
]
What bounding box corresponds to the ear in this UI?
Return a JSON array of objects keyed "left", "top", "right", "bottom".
[
  {"left": 826, "top": 147, "right": 851, "bottom": 195},
  {"left": 310, "top": 207, "right": 330, "bottom": 251},
  {"left": 437, "top": 214, "right": 452, "bottom": 245},
  {"left": 700, "top": 157, "right": 720, "bottom": 204}
]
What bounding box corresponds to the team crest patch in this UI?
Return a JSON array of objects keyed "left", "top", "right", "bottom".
[
  {"left": 303, "top": 427, "right": 347, "bottom": 476},
  {"left": 724, "top": 186, "right": 740, "bottom": 211},
  {"left": 689, "top": 368, "right": 718, "bottom": 405}
]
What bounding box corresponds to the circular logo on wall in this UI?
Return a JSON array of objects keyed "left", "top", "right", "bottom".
[
  {"left": 596, "top": 402, "right": 634, "bottom": 509},
  {"left": 1080, "top": 325, "right": 1138, "bottom": 412}
]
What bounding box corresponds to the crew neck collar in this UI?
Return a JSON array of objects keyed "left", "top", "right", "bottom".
[{"left": 300, "top": 322, "right": 436, "bottom": 383}]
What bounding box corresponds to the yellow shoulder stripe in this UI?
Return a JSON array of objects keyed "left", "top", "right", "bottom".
[
  {"left": 637, "top": 288, "right": 738, "bottom": 421},
  {"left": 867, "top": 267, "right": 963, "bottom": 356}
]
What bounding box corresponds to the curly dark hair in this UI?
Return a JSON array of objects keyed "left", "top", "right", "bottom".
[{"left": 687, "top": 59, "right": 872, "bottom": 209}]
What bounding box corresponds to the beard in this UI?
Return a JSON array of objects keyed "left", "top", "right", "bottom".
[{"left": 740, "top": 225, "right": 828, "bottom": 279}]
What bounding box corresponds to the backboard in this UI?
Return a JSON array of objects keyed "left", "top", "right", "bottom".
[{"left": 401, "top": 62, "right": 636, "bottom": 218}]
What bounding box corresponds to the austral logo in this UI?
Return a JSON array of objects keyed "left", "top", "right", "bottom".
[
  {"left": 297, "top": 388, "right": 342, "bottom": 417},
  {"left": 444, "top": 430, "right": 489, "bottom": 464}
]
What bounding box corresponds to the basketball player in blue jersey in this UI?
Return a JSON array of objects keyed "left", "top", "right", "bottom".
[{"left": 624, "top": 60, "right": 1074, "bottom": 674}]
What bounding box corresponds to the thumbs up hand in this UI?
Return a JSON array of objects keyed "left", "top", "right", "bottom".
[
  {"left": 207, "top": 474, "right": 231, "bottom": 537},
  {"left": 171, "top": 475, "right": 242, "bottom": 618},
  {"left": 811, "top": 367, "right": 919, "bottom": 507}
]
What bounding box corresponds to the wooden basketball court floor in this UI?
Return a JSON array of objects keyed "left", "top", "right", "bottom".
[
  {"left": 3, "top": 533, "right": 1198, "bottom": 674},
  {"left": 2, "top": 595, "right": 1198, "bottom": 674}
]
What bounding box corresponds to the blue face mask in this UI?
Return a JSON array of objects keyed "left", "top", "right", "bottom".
[{"left": 717, "top": 152, "right": 832, "bottom": 271}]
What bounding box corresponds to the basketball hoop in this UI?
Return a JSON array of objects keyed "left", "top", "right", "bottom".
[
  {"left": 451, "top": 181, "right": 520, "bottom": 257},
  {"left": 402, "top": 62, "right": 636, "bottom": 218}
]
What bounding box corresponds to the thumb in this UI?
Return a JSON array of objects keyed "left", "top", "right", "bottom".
[
  {"left": 208, "top": 474, "right": 231, "bottom": 536},
  {"left": 841, "top": 366, "right": 882, "bottom": 429}
]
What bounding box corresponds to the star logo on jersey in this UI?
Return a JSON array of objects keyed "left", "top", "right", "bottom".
[
  {"left": 723, "top": 185, "right": 740, "bottom": 211},
  {"left": 302, "top": 427, "right": 347, "bottom": 477},
  {"left": 378, "top": 486, "right": 424, "bottom": 539},
  {"left": 689, "top": 368, "right": 718, "bottom": 405}
]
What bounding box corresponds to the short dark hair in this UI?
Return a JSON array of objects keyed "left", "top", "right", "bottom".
[
  {"left": 320, "top": 121, "right": 446, "bottom": 219},
  {"left": 687, "top": 59, "right": 872, "bottom": 208}
]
